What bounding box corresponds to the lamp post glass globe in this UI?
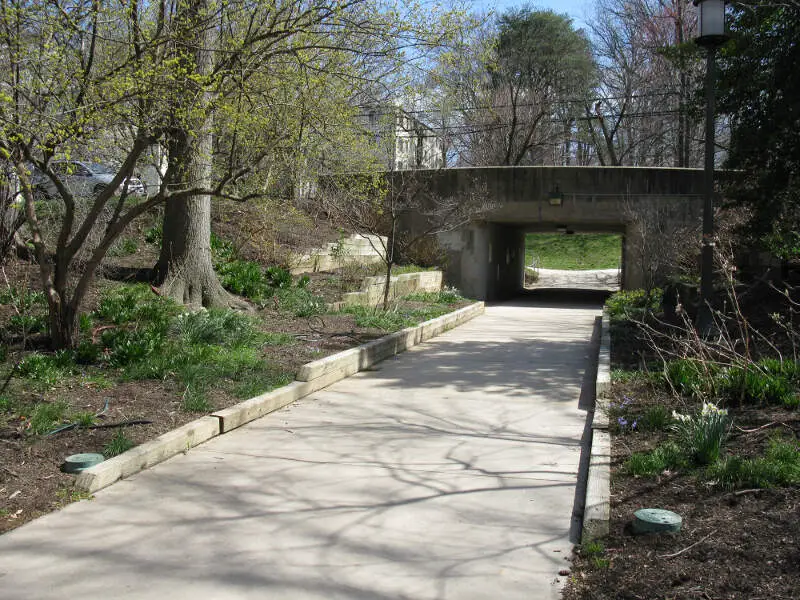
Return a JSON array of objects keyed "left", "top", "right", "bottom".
[{"left": 694, "top": 0, "right": 727, "bottom": 44}]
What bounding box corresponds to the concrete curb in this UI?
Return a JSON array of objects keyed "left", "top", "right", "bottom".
[
  {"left": 75, "top": 416, "right": 220, "bottom": 494},
  {"left": 73, "top": 301, "right": 485, "bottom": 494},
  {"left": 593, "top": 308, "right": 611, "bottom": 430},
  {"left": 297, "top": 302, "right": 485, "bottom": 382},
  {"left": 582, "top": 309, "right": 612, "bottom": 543},
  {"left": 582, "top": 430, "right": 611, "bottom": 541}
]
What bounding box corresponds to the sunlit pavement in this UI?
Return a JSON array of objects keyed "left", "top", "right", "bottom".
[
  {"left": 528, "top": 268, "right": 620, "bottom": 291},
  {"left": 0, "top": 296, "right": 602, "bottom": 600}
]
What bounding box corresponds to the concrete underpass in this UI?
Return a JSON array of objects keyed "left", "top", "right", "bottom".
[{"left": 400, "top": 166, "right": 705, "bottom": 301}]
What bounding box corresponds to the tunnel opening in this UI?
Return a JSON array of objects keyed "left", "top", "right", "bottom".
[{"left": 524, "top": 231, "right": 622, "bottom": 293}]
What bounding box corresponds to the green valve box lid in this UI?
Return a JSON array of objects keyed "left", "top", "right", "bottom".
[
  {"left": 632, "top": 508, "right": 682, "bottom": 534},
  {"left": 61, "top": 453, "right": 105, "bottom": 474}
]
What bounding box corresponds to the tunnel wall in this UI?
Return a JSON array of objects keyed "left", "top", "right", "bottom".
[{"left": 396, "top": 166, "right": 705, "bottom": 301}]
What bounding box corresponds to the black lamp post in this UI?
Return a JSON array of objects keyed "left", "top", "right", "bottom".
[{"left": 694, "top": 0, "right": 727, "bottom": 334}]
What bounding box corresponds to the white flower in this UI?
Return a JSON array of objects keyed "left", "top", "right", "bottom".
[
  {"left": 672, "top": 410, "right": 691, "bottom": 422},
  {"left": 701, "top": 402, "right": 727, "bottom": 417}
]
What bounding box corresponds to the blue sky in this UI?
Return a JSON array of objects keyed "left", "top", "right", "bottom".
[{"left": 468, "top": 0, "right": 593, "bottom": 28}]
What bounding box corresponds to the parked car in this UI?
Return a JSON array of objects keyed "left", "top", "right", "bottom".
[{"left": 32, "top": 160, "right": 146, "bottom": 199}]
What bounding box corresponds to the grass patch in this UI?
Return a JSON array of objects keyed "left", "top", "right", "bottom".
[
  {"left": 95, "top": 284, "right": 179, "bottom": 326},
  {"left": 173, "top": 309, "right": 260, "bottom": 347},
  {"left": 391, "top": 264, "right": 436, "bottom": 275},
  {"left": 403, "top": 287, "right": 464, "bottom": 304},
  {"left": 625, "top": 441, "right": 686, "bottom": 476},
  {"left": 580, "top": 540, "right": 610, "bottom": 570},
  {"left": 706, "top": 437, "right": 800, "bottom": 489},
  {"left": 232, "top": 369, "right": 294, "bottom": 400},
  {"left": 611, "top": 369, "right": 660, "bottom": 385},
  {"left": 55, "top": 488, "right": 93, "bottom": 503},
  {"left": 27, "top": 400, "right": 69, "bottom": 435},
  {"left": 103, "top": 430, "right": 136, "bottom": 457},
  {"left": 337, "top": 304, "right": 451, "bottom": 332},
  {"left": 525, "top": 233, "right": 621, "bottom": 270},
  {"left": 181, "top": 386, "right": 211, "bottom": 413},
  {"left": 638, "top": 404, "right": 672, "bottom": 432},
  {"left": 16, "top": 352, "right": 76, "bottom": 388},
  {"left": 274, "top": 288, "right": 325, "bottom": 317}
]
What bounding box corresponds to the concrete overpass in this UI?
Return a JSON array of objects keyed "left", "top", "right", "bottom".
[{"left": 399, "top": 166, "right": 705, "bottom": 301}]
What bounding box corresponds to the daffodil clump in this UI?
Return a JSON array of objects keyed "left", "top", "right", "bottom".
[{"left": 672, "top": 402, "right": 730, "bottom": 465}]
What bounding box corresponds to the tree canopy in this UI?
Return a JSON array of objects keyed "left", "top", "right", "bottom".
[{"left": 718, "top": 4, "right": 800, "bottom": 258}]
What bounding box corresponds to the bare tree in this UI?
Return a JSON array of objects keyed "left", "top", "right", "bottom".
[
  {"left": 317, "top": 171, "right": 494, "bottom": 308},
  {"left": 587, "top": 0, "right": 704, "bottom": 167}
]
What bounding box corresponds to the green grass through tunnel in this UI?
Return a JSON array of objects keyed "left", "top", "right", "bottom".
[{"left": 525, "top": 233, "right": 621, "bottom": 270}]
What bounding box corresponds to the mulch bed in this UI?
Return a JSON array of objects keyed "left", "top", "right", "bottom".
[
  {"left": 564, "top": 382, "right": 800, "bottom": 600},
  {"left": 0, "top": 256, "right": 462, "bottom": 534}
]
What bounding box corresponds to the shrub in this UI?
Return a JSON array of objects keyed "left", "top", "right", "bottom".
[
  {"left": 672, "top": 402, "right": 730, "bottom": 466},
  {"left": 605, "top": 288, "right": 662, "bottom": 322},
  {"left": 274, "top": 288, "right": 325, "bottom": 317},
  {"left": 173, "top": 309, "right": 259, "bottom": 347},
  {"left": 265, "top": 266, "right": 292, "bottom": 289},
  {"left": 217, "top": 259, "right": 271, "bottom": 299},
  {"left": 715, "top": 363, "right": 796, "bottom": 407},
  {"left": 74, "top": 340, "right": 102, "bottom": 365},
  {"left": 96, "top": 284, "right": 178, "bottom": 326},
  {"left": 663, "top": 358, "right": 718, "bottom": 399}
]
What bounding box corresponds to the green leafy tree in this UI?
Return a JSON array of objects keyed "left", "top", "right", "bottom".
[
  {"left": 718, "top": 4, "right": 800, "bottom": 258},
  {"left": 0, "top": 0, "right": 464, "bottom": 349},
  {"left": 467, "top": 8, "right": 595, "bottom": 166}
]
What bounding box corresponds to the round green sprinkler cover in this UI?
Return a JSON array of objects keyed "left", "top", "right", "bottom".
[
  {"left": 61, "top": 453, "right": 105, "bottom": 474},
  {"left": 632, "top": 508, "right": 682, "bottom": 534}
]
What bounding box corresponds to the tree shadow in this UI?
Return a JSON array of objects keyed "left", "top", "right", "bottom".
[{"left": 0, "top": 297, "right": 603, "bottom": 599}]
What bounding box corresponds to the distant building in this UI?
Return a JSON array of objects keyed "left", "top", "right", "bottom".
[{"left": 359, "top": 107, "right": 444, "bottom": 171}]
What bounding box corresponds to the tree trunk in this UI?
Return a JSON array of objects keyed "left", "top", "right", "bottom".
[
  {"left": 382, "top": 258, "right": 393, "bottom": 310},
  {"left": 48, "top": 295, "right": 78, "bottom": 350},
  {"left": 156, "top": 186, "right": 230, "bottom": 307},
  {"left": 154, "top": 0, "right": 236, "bottom": 308}
]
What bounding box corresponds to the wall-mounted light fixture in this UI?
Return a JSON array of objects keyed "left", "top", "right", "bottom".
[{"left": 548, "top": 185, "right": 563, "bottom": 206}]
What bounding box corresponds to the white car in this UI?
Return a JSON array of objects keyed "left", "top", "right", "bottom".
[{"left": 32, "top": 160, "right": 146, "bottom": 199}]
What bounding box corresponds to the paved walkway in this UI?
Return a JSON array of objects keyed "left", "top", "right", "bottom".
[{"left": 0, "top": 297, "right": 602, "bottom": 600}]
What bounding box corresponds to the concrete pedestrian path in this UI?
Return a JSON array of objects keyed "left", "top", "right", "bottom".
[{"left": 0, "top": 295, "right": 602, "bottom": 600}]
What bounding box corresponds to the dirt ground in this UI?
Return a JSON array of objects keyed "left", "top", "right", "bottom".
[
  {"left": 0, "top": 250, "right": 461, "bottom": 534},
  {"left": 564, "top": 381, "right": 800, "bottom": 600}
]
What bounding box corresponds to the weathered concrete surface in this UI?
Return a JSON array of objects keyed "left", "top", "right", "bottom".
[
  {"left": 403, "top": 166, "right": 704, "bottom": 300},
  {"left": 528, "top": 268, "right": 620, "bottom": 292},
  {"left": 0, "top": 295, "right": 601, "bottom": 600}
]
